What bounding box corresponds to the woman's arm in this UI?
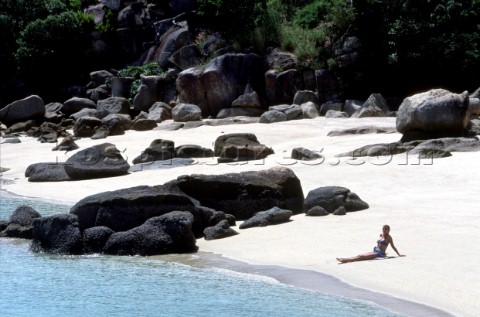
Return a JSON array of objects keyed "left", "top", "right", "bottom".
[{"left": 389, "top": 237, "right": 406, "bottom": 257}]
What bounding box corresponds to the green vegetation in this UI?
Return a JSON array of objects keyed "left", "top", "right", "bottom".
[
  {"left": 1, "top": 0, "right": 479, "bottom": 105},
  {"left": 117, "top": 63, "right": 167, "bottom": 100}
]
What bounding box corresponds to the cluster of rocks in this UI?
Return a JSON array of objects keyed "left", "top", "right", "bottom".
[
  {"left": 331, "top": 89, "right": 480, "bottom": 159},
  {"left": 1, "top": 167, "right": 369, "bottom": 255}
]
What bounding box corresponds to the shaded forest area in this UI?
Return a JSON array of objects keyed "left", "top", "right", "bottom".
[{"left": 1, "top": 0, "right": 480, "bottom": 107}]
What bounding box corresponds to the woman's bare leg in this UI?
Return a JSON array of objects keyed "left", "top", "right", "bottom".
[{"left": 337, "top": 252, "right": 377, "bottom": 263}]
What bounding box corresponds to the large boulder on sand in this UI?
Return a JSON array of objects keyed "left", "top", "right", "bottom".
[
  {"left": 214, "top": 133, "right": 274, "bottom": 163},
  {"left": 103, "top": 211, "right": 197, "bottom": 256},
  {"left": 0, "top": 95, "right": 45, "bottom": 126},
  {"left": 239, "top": 207, "right": 293, "bottom": 229},
  {"left": 25, "top": 162, "right": 71, "bottom": 182},
  {"left": 167, "top": 167, "right": 304, "bottom": 220},
  {"left": 396, "top": 89, "right": 470, "bottom": 141},
  {"left": 132, "top": 139, "right": 175, "bottom": 164},
  {"left": 304, "top": 186, "right": 369, "bottom": 214},
  {"left": 64, "top": 143, "right": 130, "bottom": 180}
]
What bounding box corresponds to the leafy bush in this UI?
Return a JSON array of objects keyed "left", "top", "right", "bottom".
[
  {"left": 196, "top": 0, "right": 267, "bottom": 38},
  {"left": 15, "top": 11, "right": 94, "bottom": 91},
  {"left": 117, "top": 63, "right": 167, "bottom": 100},
  {"left": 280, "top": 25, "right": 325, "bottom": 68}
]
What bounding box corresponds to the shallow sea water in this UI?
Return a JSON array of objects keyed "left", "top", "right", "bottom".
[{"left": 0, "top": 191, "right": 404, "bottom": 317}]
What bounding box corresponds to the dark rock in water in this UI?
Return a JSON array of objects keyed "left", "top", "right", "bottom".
[
  {"left": 103, "top": 211, "right": 197, "bottom": 256},
  {"left": 214, "top": 133, "right": 274, "bottom": 163},
  {"left": 304, "top": 186, "right": 369, "bottom": 213},
  {"left": 10, "top": 205, "right": 41, "bottom": 226},
  {"left": 291, "top": 147, "right": 323, "bottom": 161},
  {"left": 0, "top": 220, "right": 8, "bottom": 232},
  {"left": 132, "top": 139, "right": 175, "bottom": 164},
  {"left": 83, "top": 226, "right": 114, "bottom": 254},
  {"left": 25, "top": 162, "right": 71, "bottom": 182},
  {"left": 0, "top": 205, "right": 42, "bottom": 239},
  {"left": 175, "top": 144, "right": 213, "bottom": 158},
  {"left": 64, "top": 143, "right": 130, "bottom": 180},
  {"left": 52, "top": 136, "right": 79, "bottom": 151},
  {"left": 306, "top": 206, "right": 329, "bottom": 216},
  {"left": 203, "top": 220, "right": 238, "bottom": 240},
  {"left": 239, "top": 207, "right": 292, "bottom": 229},
  {"left": 168, "top": 167, "right": 304, "bottom": 220},
  {"left": 31, "top": 214, "right": 83, "bottom": 254},
  {"left": 69, "top": 184, "right": 200, "bottom": 232}
]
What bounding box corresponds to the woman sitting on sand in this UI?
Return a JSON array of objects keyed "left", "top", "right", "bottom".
[{"left": 336, "top": 225, "right": 405, "bottom": 263}]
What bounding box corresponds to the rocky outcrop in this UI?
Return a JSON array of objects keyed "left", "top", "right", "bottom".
[
  {"left": 63, "top": 97, "right": 96, "bottom": 116},
  {"left": 25, "top": 162, "right": 71, "bottom": 182},
  {"left": 31, "top": 214, "right": 83, "bottom": 254},
  {"left": 83, "top": 226, "right": 114, "bottom": 254},
  {"left": 397, "top": 89, "right": 470, "bottom": 141},
  {"left": 175, "top": 145, "right": 213, "bottom": 158},
  {"left": 259, "top": 110, "right": 287, "bottom": 123},
  {"left": 52, "top": 136, "right": 79, "bottom": 151},
  {"left": 304, "top": 186, "right": 369, "bottom": 214},
  {"left": 409, "top": 137, "right": 480, "bottom": 155},
  {"left": 265, "top": 69, "right": 303, "bottom": 106},
  {"left": 0, "top": 95, "right": 45, "bottom": 126},
  {"left": 328, "top": 126, "right": 397, "bottom": 137},
  {"left": 96, "top": 97, "right": 130, "bottom": 119},
  {"left": 239, "top": 207, "right": 292, "bottom": 229},
  {"left": 336, "top": 141, "right": 419, "bottom": 158},
  {"left": 172, "top": 103, "right": 202, "bottom": 122},
  {"left": 291, "top": 147, "right": 323, "bottom": 161},
  {"left": 103, "top": 211, "right": 197, "bottom": 256},
  {"left": 0, "top": 205, "right": 41, "bottom": 239},
  {"left": 176, "top": 53, "right": 265, "bottom": 117},
  {"left": 69, "top": 184, "right": 201, "bottom": 233},
  {"left": 214, "top": 133, "right": 274, "bottom": 163},
  {"left": 203, "top": 220, "right": 238, "bottom": 240},
  {"left": 73, "top": 116, "right": 102, "bottom": 137},
  {"left": 64, "top": 143, "right": 130, "bottom": 180},
  {"left": 168, "top": 167, "right": 304, "bottom": 220},
  {"left": 133, "top": 139, "right": 175, "bottom": 164},
  {"left": 352, "top": 93, "right": 390, "bottom": 118}
]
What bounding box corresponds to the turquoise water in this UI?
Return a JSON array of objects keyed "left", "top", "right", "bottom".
[{"left": 0, "top": 191, "right": 404, "bottom": 317}]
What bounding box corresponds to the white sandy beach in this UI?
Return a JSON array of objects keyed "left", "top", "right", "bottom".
[{"left": 1, "top": 117, "right": 478, "bottom": 316}]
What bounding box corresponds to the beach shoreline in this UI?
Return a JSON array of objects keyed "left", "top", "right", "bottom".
[{"left": 1, "top": 117, "right": 478, "bottom": 316}]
